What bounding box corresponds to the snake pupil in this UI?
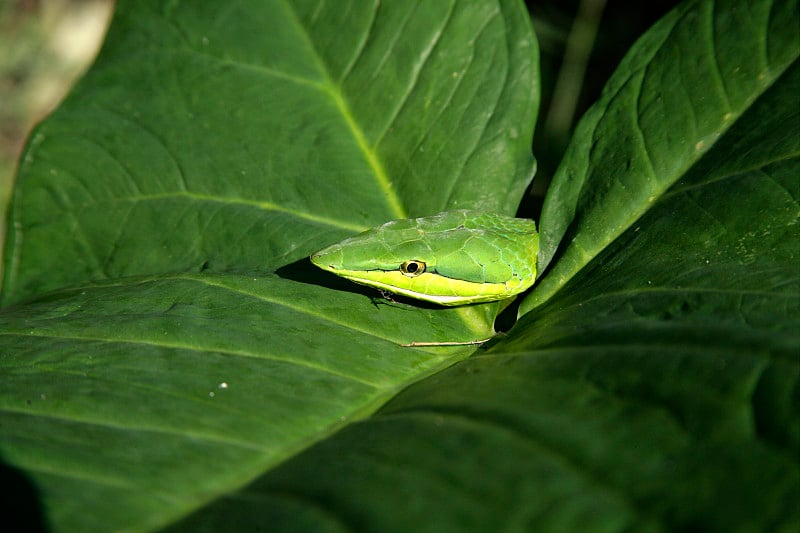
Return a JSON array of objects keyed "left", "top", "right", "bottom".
[{"left": 400, "top": 260, "right": 425, "bottom": 277}]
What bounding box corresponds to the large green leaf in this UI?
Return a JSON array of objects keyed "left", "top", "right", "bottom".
[
  {"left": 2, "top": 0, "right": 799, "bottom": 532},
  {"left": 2, "top": 0, "right": 537, "bottom": 305},
  {"left": 0, "top": 1, "right": 538, "bottom": 531},
  {"left": 523, "top": 0, "right": 799, "bottom": 312}
]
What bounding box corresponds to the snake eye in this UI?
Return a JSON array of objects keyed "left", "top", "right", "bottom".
[{"left": 400, "top": 260, "right": 426, "bottom": 277}]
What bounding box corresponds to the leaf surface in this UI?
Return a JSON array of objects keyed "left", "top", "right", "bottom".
[
  {"left": 2, "top": 0, "right": 538, "bottom": 304},
  {"left": 522, "top": 0, "right": 799, "bottom": 313}
]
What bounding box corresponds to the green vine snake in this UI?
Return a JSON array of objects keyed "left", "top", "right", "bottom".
[{"left": 311, "top": 210, "right": 539, "bottom": 306}]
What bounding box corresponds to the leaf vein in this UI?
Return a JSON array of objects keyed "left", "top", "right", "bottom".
[
  {"left": 280, "top": 0, "right": 405, "bottom": 218},
  {"left": 0, "top": 404, "right": 269, "bottom": 452},
  {"left": 0, "top": 331, "right": 380, "bottom": 388},
  {"left": 373, "top": 1, "right": 456, "bottom": 150},
  {"left": 338, "top": 0, "right": 378, "bottom": 83}
]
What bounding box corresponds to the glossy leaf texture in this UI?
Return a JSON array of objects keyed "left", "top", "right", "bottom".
[
  {"left": 523, "top": 0, "right": 799, "bottom": 312},
  {"left": 2, "top": 0, "right": 538, "bottom": 304},
  {"left": 0, "top": 1, "right": 538, "bottom": 531},
  {"left": 172, "top": 0, "right": 799, "bottom": 531}
]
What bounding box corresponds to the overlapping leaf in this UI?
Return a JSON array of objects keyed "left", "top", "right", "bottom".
[{"left": 523, "top": 0, "right": 799, "bottom": 313}]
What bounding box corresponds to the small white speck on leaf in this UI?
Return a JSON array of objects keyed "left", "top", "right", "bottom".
[
  {"left": 218, "top": 382, "right": 228, "bottom": 389},
  {"left": 208, "top": 391, "right": 215, "bottom": 398}
]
